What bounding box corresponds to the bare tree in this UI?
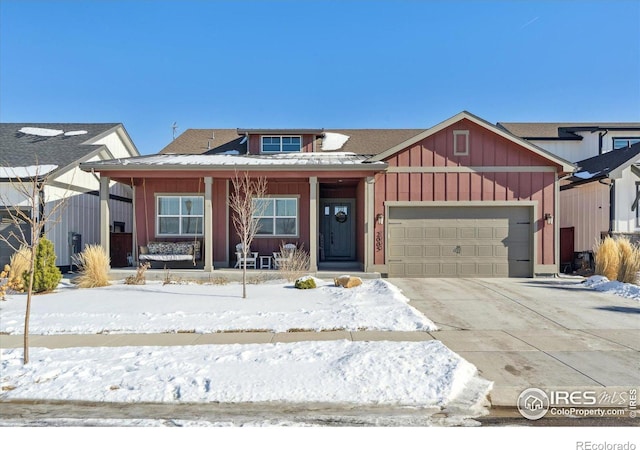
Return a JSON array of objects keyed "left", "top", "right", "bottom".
[
  {"left": 228, "top": 172, "right": 268, "bottom": 298},
  {"left": 0, "top": 165, "right": 67, "bottom": 364}
]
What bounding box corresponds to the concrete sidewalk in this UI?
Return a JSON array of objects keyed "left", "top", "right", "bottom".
[
  {"left": 0, "top": 329, "right": 435, "bottom": 348},
  {"left": 390, "top": 277, "right": 640, "bottom": 407}
]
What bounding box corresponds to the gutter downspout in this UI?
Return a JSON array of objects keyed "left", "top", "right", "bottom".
[
  {"left": 600, "top": 178, "right": 615, "bottom": 234},
  {"left": 598, "top": 130, "right": 608, "bottom": 155}
]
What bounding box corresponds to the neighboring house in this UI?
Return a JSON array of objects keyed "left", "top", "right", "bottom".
[
  {"left": 497, "top": 122, "right": 640, "bottom": 270},
  {"left": 80, "top": 111, "right": 573, "bottom": 278},
  {"left": 0, "top": 123, "right": 140, "bottom": 269}
]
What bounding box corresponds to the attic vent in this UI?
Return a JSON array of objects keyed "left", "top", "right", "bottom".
[{"left": 453, "top": 130, "right": 469, "bottom": 156}]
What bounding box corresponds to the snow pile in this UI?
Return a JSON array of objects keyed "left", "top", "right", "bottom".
[
  {"left": 583, "top": 275, "right": 640, "bottom": 301},
  {"left": 64, "top": 130, "right": 88, "bottom": 136},
  {"left": 0, "top": 340, "right": 492, "bottom": 414},
  {"left": 0, "top": 279, "right": 436, "bottom": 334},
  {"left": 0, "top": 165, "right": 58, "bottom": 178},
  {"left": 322, "top": 132, "right": 350, "bottom": 151}
]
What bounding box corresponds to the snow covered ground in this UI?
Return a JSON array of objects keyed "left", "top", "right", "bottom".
[
  {"left": 0, "top": 278, "right": 492, "bottom": 426},
  {"left": 0, "top": 278, "right": 436, "bottom": 335},
  {"left": 0, "top": 341, "right": 491, "bottom": 415},
  {"left": 583, "top": 275, "right": 640, "bottom": 301}
]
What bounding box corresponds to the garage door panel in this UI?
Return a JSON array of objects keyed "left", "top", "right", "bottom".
[
  {"left": 424, "top": 227, "right": 440, "bottom": 238},
  {"left": 388, "top": 245, "right": 406, "bottom": 258},
  {"left": 459, "top": 227, "right": 475, "bottom": 239},
  {"left": 388, "top": 206, "right": 532, "bottom": 278},
  {"left": 406, "top": 227, "right": 423, "bottom": 239},
  {"left": 440, "top": 228, "right": 456, "bottom": 239},
  {"left": 424, "top": 245, "right": 440, "bottom": 257}
]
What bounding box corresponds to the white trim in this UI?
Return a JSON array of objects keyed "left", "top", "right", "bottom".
[
  {"left": 453, "top": 130, "right": 469, "bottom": 156},
  {"left": 386, "top": 166, "right": 558, "bottom": 173},
  {"left": 365, "top": 176, "right": 375, "bottom": 271},
  {"left": 368, "top": 111, "right": 575, "bottom": 173},
  {"left": 260, "top": 135, "right": 303, "bottom": 153},
  {"left": 155, "top": 193, "right": 205, "bottom": 237},
  {"left": 253, "top": 195, "right": 300, "bottom": 238}
]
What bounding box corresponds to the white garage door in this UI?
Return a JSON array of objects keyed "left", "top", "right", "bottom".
[{"left": 387, "top": 206, "right": 532, "bottom": 277}]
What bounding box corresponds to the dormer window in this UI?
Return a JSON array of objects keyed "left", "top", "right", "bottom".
[{"left": 261, "top": 136, "right": 302, "bottom": 153}]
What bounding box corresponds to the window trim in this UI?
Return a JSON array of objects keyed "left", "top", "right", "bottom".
[
  {"left": 453, "top": 130, "right": 470, "bottom": 156},
  {"left": 260, "top": 135, "right": 303, "bottom": 153},
  {"left": 612, "top": 136, "right": 640, "bottom": 150},
  {"left": 155, "top": 194, "right": 204, "bottom": 237},
  {"left": 252, "top": 195, "right": 299, "bottom": 238}
]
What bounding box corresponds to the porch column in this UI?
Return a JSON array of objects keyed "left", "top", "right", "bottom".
[
  {"left": 309, "top": 176, "right": 318, "bottom": 272},
  {"left": 204, "top": 177, "right": 213, "bottom": 272},
  {"left": 365, "top": 176, "right": 375, "bottom": 272},
  {"left": 99, "top": 176, "right": 110, "bottom": 262}
]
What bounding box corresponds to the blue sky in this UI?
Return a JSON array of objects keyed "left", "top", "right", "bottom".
[{"left": 1, "top": 0, "right": 638, "bottom": 155}]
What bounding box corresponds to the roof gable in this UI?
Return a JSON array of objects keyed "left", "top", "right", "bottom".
[{"left": 368, "top": 111, "right": 574, "bottom": 172}]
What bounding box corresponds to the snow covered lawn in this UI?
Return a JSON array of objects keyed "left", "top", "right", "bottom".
[
  {"left": 583, "top": 275, "right": 640, "bottom": 301},
  {"left": 0, "top": 340, "right": 491, "bottom": 416},
  {"left": 0, "top": 278, "right": 435, "bottom": 334}
]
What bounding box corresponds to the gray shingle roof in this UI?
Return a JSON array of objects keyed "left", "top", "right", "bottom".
[
  {"left": 567, "top": 143, "right": 640, "bottom": 184},
  {"left": 158, "top": 128, "right": 424, "bottom": 156},
  {"left": 497, "top": 122, "right": 640, "bottom": 140},
  {"left": 0, "top": 123, "right": 121, "bottom": 170}
]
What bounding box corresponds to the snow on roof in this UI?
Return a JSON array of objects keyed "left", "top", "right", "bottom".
[
  {"left": 0, "top": 164, "right": 58, "bottom": 178},
  {"left": 573, "top": 170, "right": 602, "bottom": 180},
  {"left": 321, "top": 132, "right": 350, "bottom": 151},
  {"left": 111, "top": 152, "right": 384, "bottom": 167},
  {"left": 18, "top": 127, "right": 89, "bottom": 137},
  {"left": 19, "top": 127, "right": 64, "bottom": 137}
]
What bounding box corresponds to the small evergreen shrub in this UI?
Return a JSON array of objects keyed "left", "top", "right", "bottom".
[
  {"left": 294, "top": 276, "right": 316, "bottom": 289},
  {"left": 24, "top": 237, "right": 62, "bottom": 293},
  {"left": 75, "top": 244, "right": 111, "bottom": 288}
]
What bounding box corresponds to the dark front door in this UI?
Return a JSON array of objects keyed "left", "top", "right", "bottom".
[{"left": 320, "top": 200, "right": 356, "bottom": 260}]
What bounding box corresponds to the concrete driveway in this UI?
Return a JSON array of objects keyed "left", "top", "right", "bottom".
[{"left": 389, "top": 277, "right": 640, "bottom": 408}]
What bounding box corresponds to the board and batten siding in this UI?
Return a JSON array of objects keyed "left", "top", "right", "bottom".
[
  {"left": 44, "top": 184, "right": 132, "bottom": 268},
  {"left": 373, "top": 118, "right": 558, "bottom": 270},
  {"left": 559, "top": 182, "right": 609, "bottom": 253}
]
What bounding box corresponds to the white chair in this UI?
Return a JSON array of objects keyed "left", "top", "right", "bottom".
[
  {"left": 235, "top": 243, "right": 258, "bottom": 269},
  {"left": 273, "top": 243, "right": 296, "bottom": 269}
]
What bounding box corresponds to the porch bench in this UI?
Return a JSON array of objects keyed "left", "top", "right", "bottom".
[{"left": 138, "top": 241, "right": 201, "bottom": 267}]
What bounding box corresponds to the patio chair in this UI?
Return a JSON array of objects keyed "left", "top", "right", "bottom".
[
  {"left": 273, "top": 243, "right": 296, "bottom": 269},
  {"left": 235, "top": 243, "right": 258, "bottom": 269}
]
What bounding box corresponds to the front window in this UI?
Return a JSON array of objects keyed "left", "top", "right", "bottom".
[
  {"left": 261, "top": 136, "right": 302, "bottom": 153},
  {"left": 156, "top": 195, "right": 204, "bottom": 236},
  {"left": 253, "top": 197, "right": 298, "bottom": 236},
  {"left": 613, "top": 137, "right": 640, "bottom": 150}
]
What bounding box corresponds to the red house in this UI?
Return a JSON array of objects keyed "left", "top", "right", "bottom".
[{"left": 80, "top": 112, "right": 573, "bottom": 277}]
